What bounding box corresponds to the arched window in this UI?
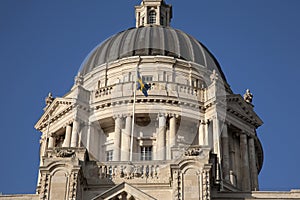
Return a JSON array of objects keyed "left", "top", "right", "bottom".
[{"left": 149, "top": 10, "right": 156, "bottom": 24}]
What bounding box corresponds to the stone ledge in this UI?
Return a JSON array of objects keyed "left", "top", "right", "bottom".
[{"left": 0, "top": 194, "right": 38, "bottom": 200}]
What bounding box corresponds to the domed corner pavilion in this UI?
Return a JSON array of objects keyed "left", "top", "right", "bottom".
[{"left": 34, "top": 1, "right": 265, "bottom": 199}]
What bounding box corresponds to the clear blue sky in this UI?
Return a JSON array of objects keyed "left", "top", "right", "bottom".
[{"left": 0, "top": 0, "right": 300, "bottom": 194}]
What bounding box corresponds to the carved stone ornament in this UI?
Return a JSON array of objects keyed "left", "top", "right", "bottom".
[
  {"left": 243, "top": 89, "right": 253, "bottom": 103},
  {"left": 45, "top": 92, "right": 54, "bottom": 106},
  {"left": 184, "top": 147, "right": 203, "bottom": 156},
  {"left": 75, "top": 72, "right": 84, "bottom": 86},
  {"left": 56, "top": 149, "right": 75, "bottom": 158},
  {"left": 210, "top": 69, "right": 219, "bottom": 82}
]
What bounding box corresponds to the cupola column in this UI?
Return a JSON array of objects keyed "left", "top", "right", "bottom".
[
  {"left": 240, "top": 133, "right": 251, "bottom": 191},
  {"left": 157, "top": 113, "right": 166, "bottom": 160},
  {"left": 71, "top": 120, "right": 80, "bottom": 147},
  {"left": 113, "top": 115, "right": 122, "bottom": 161},
  {"left": 121, "top": 115, "right": 131, "bottom": 161},
  {"left": 249, "top": 137, "right": 259, "bottom": 190},
  {"left": 63, "top": 124, "right": 72, "bottom": 148}
]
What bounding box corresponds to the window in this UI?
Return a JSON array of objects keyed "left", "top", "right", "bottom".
[
  {"left": 149, "top": 11, "right": 156, "bottom": 24},
  {"left": 140, "top": 146, "right": 152, "bottom": 161},
  {"left": 142, "top": 75, "right": 153, "bottom": 82},
  {"left": 106, "top": 150, "right": 113, "bottom": 161}
]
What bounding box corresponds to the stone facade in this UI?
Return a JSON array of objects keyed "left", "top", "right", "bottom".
[{"left": 1, "top": 1, "right": 299, "bottom": 200}]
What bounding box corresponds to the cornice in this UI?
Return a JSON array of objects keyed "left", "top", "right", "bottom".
[{"left": 225, "top": 94, "right": 263, "bottom": 128}]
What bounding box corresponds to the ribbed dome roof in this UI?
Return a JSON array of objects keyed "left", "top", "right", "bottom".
[{"left": 80, "top": 26, "right": 226, "bottom": 80}]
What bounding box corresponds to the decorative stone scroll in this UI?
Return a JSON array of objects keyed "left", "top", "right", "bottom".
[{"left": 56, "top": 149, "right": 75, "bottom": 158}]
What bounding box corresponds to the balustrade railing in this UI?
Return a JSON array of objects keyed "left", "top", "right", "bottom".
[
  {"left": 97, "top": 161, "right": 165, "bottom": 180},
  {"left": 94, "top": 82, "right": 206, "bottom": 102}
]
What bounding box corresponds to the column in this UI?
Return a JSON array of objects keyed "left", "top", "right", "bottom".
[
  {"left": 240, "top": 134, "right": 251, "bottom": 191},
  {"left": 212, "top": 116, "right": 221, "bottom": 157},
  {"left": 198, "top": 120, "right": 207, "bottom": 145},
  {"left": 208, "top": 120, "right": 213, "bottom": 149},
  {"left": 203, "top": 120, "right": 209, "bottom": 146},
  {"left": 48, "top": 133, "right": 55, "bottom": 148},
  {"left": 157, "top": 113, "right": 166, "bottom": 160},
  {"left": 169, "top": 114, "right": 176, "bottom": 159},
  {"left": 221, "top": 123, "right": 230, "bottom": 182},
  {"left": 62, "top": 124, "right": 72, "bottom": 148},
  {"left": 157, "top": 6, "right": 161, "bottom": 25},
  {"left": 249, "top": 137, "right": 259, "bottom": 190},
  {"left": 70, "top": 120, "right": 79, "bottom": 147},
  {"left": 121, "top": 115, "right": 131, "bottom": 161},
  {"left": 113, "top": 116, "right": 122, "bottom": 161},
  {"left": 229, "top": 134, "right": 236, "bottom": 186}
]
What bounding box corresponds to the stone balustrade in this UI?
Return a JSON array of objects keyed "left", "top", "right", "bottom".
[
  {"left": 84, "top": 161, "right": 171, "bottom": 185},
  {"left": 93, "top": 82, "right": 206, "bottom": 103},
  {"left": 98, "top": 161, "right": 162, "bottom": 180}
]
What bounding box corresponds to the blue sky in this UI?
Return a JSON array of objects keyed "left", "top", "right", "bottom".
[{"left": 0, "top": 0, "right": 300, "bottom": 194}]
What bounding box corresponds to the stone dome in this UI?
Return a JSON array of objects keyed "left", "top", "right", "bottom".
[{"left": 80, "top": 26, "right": 226, "bottom": 81}]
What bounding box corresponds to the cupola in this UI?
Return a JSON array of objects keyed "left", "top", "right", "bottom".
[{"left": 135, "top": 0, "right": 172, "bottom": 27}]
